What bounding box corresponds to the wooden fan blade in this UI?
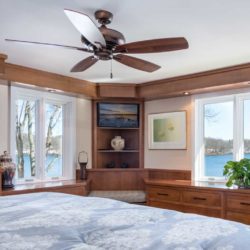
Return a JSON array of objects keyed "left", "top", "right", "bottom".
[
  {"left": 113, "top": 54, "right": 160, "bottom": 72},
  {"left": 71, "top": 56, "right": 98, "bottom": 72},
  {"left": 5, "top": 39, "right": 91, "bottom": 52},
  {"left": 64, "top": 9, "right": 106, "bottom": 47},
  {"left": 114, "top": 37, "right": 188, "bottom": 54}
]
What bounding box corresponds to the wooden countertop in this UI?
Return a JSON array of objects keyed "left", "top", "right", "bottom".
[
  {"left": 1, "top": 179, "right": 91, "bottom": 195},
  {"left": 144, "top": 179, "right": 250, "bottom": 194}
]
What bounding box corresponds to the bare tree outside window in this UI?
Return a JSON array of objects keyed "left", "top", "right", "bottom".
[
  {"left": 15, "top": 100, "right": 36, "bottom": 178},
  {"left": 45, "top": 103, "right": 63, "bottom": 177},
  {"left": 15, "top": 101, "right": 63, "bottom": 179}
]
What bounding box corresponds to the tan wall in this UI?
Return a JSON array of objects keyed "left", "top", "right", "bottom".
[
  {"left": 0, "top": 82, "right": 9, "bottom": 153},
  {"left": 76, "top": 98, "right": 92, "bottom": 169},
  {"left": 144, "top": 96, "right": 192, "bottom": 170},
  {"left": 0, "top": 84, "right": 92, "bottom": 169}
]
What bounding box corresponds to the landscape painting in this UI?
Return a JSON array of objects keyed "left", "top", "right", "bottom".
[
  {"left": 98, "top": 103, "right": 139, "bottom": 128},
  {"left": 148, "top": 111, "right": 186, "bottom": 149}
]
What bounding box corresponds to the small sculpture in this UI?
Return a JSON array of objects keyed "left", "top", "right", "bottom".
[
  {"left": 0, "top": 151, "right": 16, "bottom": 189},
  {"left": 111, "top": 136, "right": 125, "bottom": 151},
  {"left": 121, "top": 162, "right": 129, "bottom": 168},
  {"left": 106, "top": 161, "right": 115, "bottom": 168}
]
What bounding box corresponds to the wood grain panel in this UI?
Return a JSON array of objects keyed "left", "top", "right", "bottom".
[
  {"left": 97, "top": 84, "right": 137, "bottom": 98},
  {"left": 226, "top": 211, "right": 250, "bottom": 224},
  {"left": 148, "top": 169, "right": 191, "bottom": 180},
  {"left": 139, "top": 63, "right": 250, "bottom": 100},
  {"left": 1, "top": 180, "right": 91, "bottom": 196},
  {"left": 87, "top": 169, "right": 147, "bottom": 190},
  {"left": 0, "top": 54, "right": 7, "bottom": 75},
  {"left": 0, "top": 169, "right": 3, "bottom": 194},
  {"left": 0, "top": 63, "right": 97, "bottom": 98},
  {"left": 78, "top": 169, "right": 191, "bottom": 191}
]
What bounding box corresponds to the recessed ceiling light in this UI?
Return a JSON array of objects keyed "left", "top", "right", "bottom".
[{"left": 183, "top": 92, "right": 190, "bottom": 95}]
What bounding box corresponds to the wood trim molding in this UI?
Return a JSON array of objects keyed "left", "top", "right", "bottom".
[
  {"left": 76, "top": 168, "right": 191, "bottom": 191},
  {"left": 96, "top": 83, "right": 138, "bottom": 98},
  {"left": 2, "top": 55, "right": 250, "bottom": 100},
  {"left": 0, "top": 54, "right": 7, "bottom": 75},
  {"left": 138, "top": 62, "right": 250, "bottom": 99},
  {"left": 0, "top": 62, "right": 97, "bottom": 98}
]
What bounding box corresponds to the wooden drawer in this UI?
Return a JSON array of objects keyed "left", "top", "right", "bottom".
[
  {"left": 226, "top": 211, "right": 250, "bottom": 225},
  {"left": 148, "top": 200, "right": 184, "bottom": 211},
  {"left": 182, "top": 190, "right": 222, "bottom": 207},
  {"left": 226, "top": 194, "right": 250, "bottom": 212},
  {"left": 147, "top": 187, "right": 181, "bottom": 202}
]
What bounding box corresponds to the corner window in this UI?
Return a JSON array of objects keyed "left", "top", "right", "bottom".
[
  {"left": 11, "top": 87, "right": 76, "bottom": 183},
  {"left": 194, "top": 93, "right": 250, "bottom": 181}
]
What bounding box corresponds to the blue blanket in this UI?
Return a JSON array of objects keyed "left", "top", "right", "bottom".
[{"left": 0, "top": 192, "right": 250, "bottom": 249}]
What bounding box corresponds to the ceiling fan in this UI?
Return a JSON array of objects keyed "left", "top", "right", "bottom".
[{"left": 5, "top": 9, "right": 189, "bottom": 76}]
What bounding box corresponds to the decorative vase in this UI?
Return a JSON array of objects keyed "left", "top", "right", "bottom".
[
  {"left": 0, "top": 151, "right": 16, "bottom": 189},
  {"left": 78, "top": 151, "right": 88, "bottom": 180},
  {"left": 111, "top": 136, "right": 125, "bottom": 151}
]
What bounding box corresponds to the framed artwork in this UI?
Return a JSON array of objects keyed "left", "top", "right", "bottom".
[
  {"left": 148, "top": 111, "right": 187, "bottom": 149},
  {"left": 97, "top": 103, "right": 139, "bottom": 128}
]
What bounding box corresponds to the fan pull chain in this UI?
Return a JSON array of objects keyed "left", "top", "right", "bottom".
[{"left": 110, "top": 57, "right": 113, "bottom": 79}]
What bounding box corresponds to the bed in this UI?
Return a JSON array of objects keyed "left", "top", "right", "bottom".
[{"left": 0, "top": 192, "right": 250, "bottom": 250}]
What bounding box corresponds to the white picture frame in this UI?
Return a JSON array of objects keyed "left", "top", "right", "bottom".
[{"left": 148, "top": 111, "right": 187, "bottom": 149}]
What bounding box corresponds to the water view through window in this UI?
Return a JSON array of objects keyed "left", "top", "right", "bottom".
[
  {"left": 45, "top": 103, "right": 63, "bottom": 178},
  {"left": 204, "top": 102, "right": 233, "bottom": 177}
]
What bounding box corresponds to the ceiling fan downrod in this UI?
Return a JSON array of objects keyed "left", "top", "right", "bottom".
[{"left": 110, "top": 57, "right": 113, "bottom": 79}]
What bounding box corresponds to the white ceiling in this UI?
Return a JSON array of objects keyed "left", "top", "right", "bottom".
[{"left": 1, "top": 0, "right": 250, "bottom": 84}]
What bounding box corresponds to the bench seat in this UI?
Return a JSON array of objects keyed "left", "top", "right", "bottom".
[{"left": 88, "top": 190, "right": 146, "bottom": 203}]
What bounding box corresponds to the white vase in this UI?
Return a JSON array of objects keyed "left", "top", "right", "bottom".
[{"left": 111, "top": 136, "right": 125, "bottom": 151}]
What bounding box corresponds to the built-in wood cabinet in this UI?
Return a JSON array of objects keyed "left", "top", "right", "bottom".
[
  {"left": 145, "top": 179, "right": 250, "bottom": 225},
  {"left": 0, "top": 178, "right": 91, "bottom": 197},
  {"left": 92, "top": 100, "right": 144, "bottom": 169}
]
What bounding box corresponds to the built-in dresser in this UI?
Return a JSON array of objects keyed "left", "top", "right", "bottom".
[{"left": 145, "top": 179, "right": 250, "bottom": 225}]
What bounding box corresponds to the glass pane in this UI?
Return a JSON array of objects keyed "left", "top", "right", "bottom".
[
  {"left": 204, "top": 102, "right": 233, "bottom": 177},
  {"left": 244, "top": 100, "right": 250, "bottom": 158},
  {"left": 15, "top": 99, "right": 36, "bottom": 179},
  {"left": 45, "top": 103, "right": 63, "bottom": 178}
]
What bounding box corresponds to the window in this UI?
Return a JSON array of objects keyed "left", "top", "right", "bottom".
[
  {"left": 194, "top": 92, "right": 250, "bottom": 181},
  {"left": 11, "top": 87, "right": 76, "bottom": 183}
]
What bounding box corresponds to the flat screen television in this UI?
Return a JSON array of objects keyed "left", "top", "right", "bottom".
[{"left": 97, "top": 103, "right": 139, "bottom": 128}]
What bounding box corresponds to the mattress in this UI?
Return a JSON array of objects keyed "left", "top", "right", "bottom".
[{"left": 0, "top": 192, "right": 250, "bottom": 250}]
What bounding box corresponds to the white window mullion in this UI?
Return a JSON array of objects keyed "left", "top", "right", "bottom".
[
  {"left": 234, "top": 96, "right": 244, "bottom": 161},
  {"left": 37, "top": 98, "right": 46, "bottom": 181},
  {"left": 194, "top": 99, "right": 205, "bottom": 180}
]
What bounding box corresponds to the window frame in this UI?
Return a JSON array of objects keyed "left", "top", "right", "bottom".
[
  {"left": 10, "top": 86, "right": 76, "bottom": 183},
  {"left": 194, "top": 92, "right": 250, "bottom": 182}
]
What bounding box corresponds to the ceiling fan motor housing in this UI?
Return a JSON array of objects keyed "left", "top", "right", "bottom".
[
  {"left": 99, "top": 25, "right": 125, "bottom": 49},
  {"left": 94, "top": 48, "right": 112, "bottom": 60},
  {"left": 95, "top": 10, "right": 113, "bottom": 25},
  {"left": 94, "top": 10, "right": 125, "bottom": 50}
]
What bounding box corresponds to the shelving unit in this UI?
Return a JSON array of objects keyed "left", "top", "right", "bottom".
[{"left": 92, "top": 100, "right": 144, "bottom": 169}]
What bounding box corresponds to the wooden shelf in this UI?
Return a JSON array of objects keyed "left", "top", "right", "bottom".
[
  {"left": 98, "top": 149, "right": 139, "bottom": 153},
  {"left": 92, "top": 100, "right": 144, "bottom": 169}
]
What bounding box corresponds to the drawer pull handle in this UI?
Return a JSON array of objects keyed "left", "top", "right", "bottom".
[
  {"left": 240, "top": 202, "right": 250, "bottom": 206},
  {"left": 193, "top": 197, "right": 207, "bottom": 201},
  {"left": 157, "top": 193, "right": 169, "bottom": 196}
]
